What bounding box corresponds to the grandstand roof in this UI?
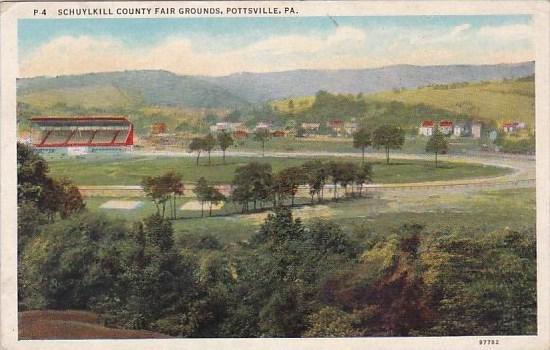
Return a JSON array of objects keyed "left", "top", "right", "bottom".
[{"left": 31, "top": 116, "right": 131, "bottom": 128}]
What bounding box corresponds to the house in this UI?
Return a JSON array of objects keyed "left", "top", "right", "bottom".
[
  {"left": 502, "top": 121, "right": 526, "bottom": 133},
  {"left": 439, "top": 120, "right": 453, "bottom": 135},
  {"left": 271, "top": 130, "right": 287, "bottom": 137},
  {"left": 212, "top": 122, "right": 245, "bottom": 132},
  {"left": 255, "top": 121, "right": 272, "bottom": 131},
  {"left": 419, "top": 120, "right": 434, "bottom": 136},
  {"left": 344, "top": 122, "right": 358, "bottom": 135},
  {"left": 472, "top": 121, "right": 483, "bottom": 139},
  {"left": 301, "top": 123, "right": 321, "bottom": 131},
  {"left": 327, "top": 119, "right": 344, "bottom": 130},
  {"left": 233, "top": 130, "right": 249, "bottom": 139},
  {"left": 150, "top": 122, "right": 167, "bottom": 135},
  {"left": 327, "top": 119, "right": 345, "bottom": 136},
  {"left": 453, "top": 122, "right": 471, "bottom": 137}
]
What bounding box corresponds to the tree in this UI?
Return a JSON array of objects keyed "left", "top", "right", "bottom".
[
  {"left": 194, "top": 177, "right": 210, "bottom": 217},
  {"left": 425, "top": 127, "right": 448, "bottom": 167},
  {"left": 207, "top": 187, "right": 226, "bottom": 217},
  {"left": 373, "top": 125, "right": 405, "bottom": 164},
  {"left": 189, "top": 137, "right": 206, "bottom": 166},
  {"left": 302, "top": 160, "right": 329, "bottom": 203},
  {"left": 17, "top": 142, "right": 84, "bottom": 222},
  {"left": 142, "top": 175, "right": 171, "bottom": 218},
  {"left": 163, "top": 171, "right": 184, "bottom": 219},
  {"left": 203, "top": 134, "right": 217, "bottom": 166},
  {"left": 275, "top": 166, "right": 305, "bottom": 207},
  {"left": 355, "top": 163, "right": 373, "bottom": 197},
  {"left": 232, "top": 162, "right": 273, "bottom": 212},
  {"left": 328, "top": 161, "right": 345, "bottom": 200},
  {"left": 217, "top": 130, "right": 234, "bottom": 164},
  {"left": 253, "top": 129, "right": 271, "bottom": 157},
  {"left": 352, "top": 127, "right": 372, "bottom": 165},
  {"left": 304, "top": 307, "right": 361, "bottom": 337},
  {"left": 338, "top": 162, "right": 358, "bottom": 196}
]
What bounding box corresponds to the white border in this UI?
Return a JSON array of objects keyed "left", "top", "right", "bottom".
[{"left": 1, "top": 1, "right": 549, "bottom": 350}]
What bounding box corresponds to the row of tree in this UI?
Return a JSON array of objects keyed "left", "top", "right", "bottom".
[
  {"left": 352, "top": 125, "right": 405, "bottom": 165},
  {"left": 140, "top": 160, "right": 373, "bottom": 219},
  {"left": 231, "top": 160, "right": 372, "bottom": 213},
  {"left": 352, "top": 125, "right": 449, "bottom": 167},
  {"left": 188, "top": 130, "right": 234, "bottom": 166}
]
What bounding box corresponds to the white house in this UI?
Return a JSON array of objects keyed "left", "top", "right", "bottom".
[
  {"left": 301, "top": 123, "right": 321, "bottom": 131},
  {"left": 344, "top": 122, "right": 358, "bottom": 135},
  {"left": 255, "top": 121, "right": 273, "bottom": 131},
  {"left": 472, "top": 121, "right": 483, "bottom": 139},
  {"left": 439, "top": 121, "right": 454, "bottom": 135},
  {"left": 419, "top": 120, "right": 434, "bottom": 136}
]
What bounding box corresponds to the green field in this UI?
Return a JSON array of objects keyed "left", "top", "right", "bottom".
[
  {"left": 234, "top": 136, "right": 483, "bottom": 155},
  {"left": 84, "top": 187, "right": 535, "bottom": 245},
  {"left": 45, "top": 154, "right": 510, "bottom": 186}
]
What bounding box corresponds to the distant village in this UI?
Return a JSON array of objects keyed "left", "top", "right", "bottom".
[{"left": 148, "top": 118, "right": 529, "bottom": 143}]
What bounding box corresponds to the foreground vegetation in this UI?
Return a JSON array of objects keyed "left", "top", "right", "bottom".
[{"left": 18, "top": 143, "right": 537, "bottom": 337}]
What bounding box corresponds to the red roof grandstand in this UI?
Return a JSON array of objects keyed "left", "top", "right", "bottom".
[{"left": 31, "top": 116, "right": 134, "bottom": 148}]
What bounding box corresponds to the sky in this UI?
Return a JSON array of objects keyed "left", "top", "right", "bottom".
[{"left": 18, "top": 16, "right": 534, "bottom": 78}]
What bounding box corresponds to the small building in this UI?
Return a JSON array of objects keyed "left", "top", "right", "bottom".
[
  {"left": 301, "top": 123, "right": 321, "bottom": 131},
  {"left": 255, "top": 121, "right": 272, "bottom": 131},
  {"left": 327, "top": 119, "right": 344, "bottom": 130},
  {"left": 453, "top": 122, "right": 471, "bottom": 137},
  {"left": 233, "top": 130, "right": 249, "bottom": 139},
  {"left": 151, "top": 122, "right": 167, "bottom": 135},
  {"left": 439, "top": 120, "right": 453, "bottom": 135},
  {"left": 344, "top": 122, "right": 358, "bottom": 135},
  {"left": 419, "top": 120, "right": 434, "bottom": 136},
  {"left": 502, "top": 121, "right": 526, "bottom": 133},
  {"left": 472, "top": 121, "right": 483, "bottom": 139},
  {"left": 212, "top": 122, "right": 245, "bottom": 132}
]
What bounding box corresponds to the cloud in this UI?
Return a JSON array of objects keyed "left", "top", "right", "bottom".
[{"left": 19, "top": 23, "right": 534, "bottom": 78}]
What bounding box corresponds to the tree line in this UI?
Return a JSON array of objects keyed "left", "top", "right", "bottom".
[{"left": 141, "top": 160, "right": 373, "bottom": 218}]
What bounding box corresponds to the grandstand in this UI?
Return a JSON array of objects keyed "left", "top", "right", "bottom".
[{"left": 30, "top": 116, "right": 134, "bottom": 153}]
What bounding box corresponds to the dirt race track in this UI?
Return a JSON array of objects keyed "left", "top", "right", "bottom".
[{"left": 77, "top": 151, "right": 536, "bottom": 198}]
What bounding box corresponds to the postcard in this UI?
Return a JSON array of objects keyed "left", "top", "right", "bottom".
[{"left": 1, "top": 1, "right": 549, "bottom": 349}]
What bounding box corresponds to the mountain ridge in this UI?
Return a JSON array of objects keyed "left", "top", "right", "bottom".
[{"left": 17, "top": 61, "right": 535, "bottom": 108}]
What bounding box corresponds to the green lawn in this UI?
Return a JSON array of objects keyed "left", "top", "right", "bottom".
[
  {"left": 232, "top": 135, "right": 482, "bottom": 155},
  {"left": 46, "top": 153, "right": 510, "bottom": 186}
]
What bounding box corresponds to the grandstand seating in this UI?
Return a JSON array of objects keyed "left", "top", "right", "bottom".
[
  {"left": 70, "top": 130, "right": 95, "bottom": 143},
  {"left": 42, "top": 130, "right": 72, "bottom": 145},
  {"left": 31, "top": 116, "right": 134, "bottom": 149},
  {"left": 92, "top": 130, "right": 118, "bottom": 144}
]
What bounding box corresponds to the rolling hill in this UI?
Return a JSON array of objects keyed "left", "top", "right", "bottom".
[
  {"left": 201, "top": 62, "right": 534, "bottom": 102},
  {"left": 271, "top": 78, "right": 535, "bottom": 127},
  {"left": 17, "top": 63, "right": 535, "bottom": 133},
  {"left": 18, "top": 70, "right": 250, "bottom": 109}
]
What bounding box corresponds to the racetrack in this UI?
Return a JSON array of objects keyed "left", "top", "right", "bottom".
[{"left": 77, "top": 150, "right": 535, "bottom": 197}]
